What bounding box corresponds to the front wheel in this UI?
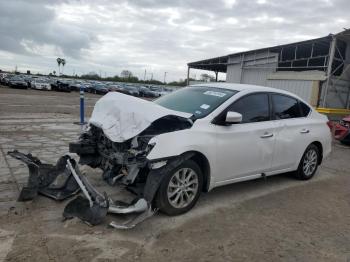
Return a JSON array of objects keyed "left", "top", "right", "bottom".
[
  {"left": 295, "top": 144, "right": 320, "bottom": 180},
  {"left": 155, "top": 159, "right": 203, "bottom": 216}
]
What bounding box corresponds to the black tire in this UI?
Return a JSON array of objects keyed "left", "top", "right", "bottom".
[
  {"left": 155, "top": 159, "right": 203, "bottom": 216},
  {"left": 295, "top": 144, "right": 320, "bottom": 180}
]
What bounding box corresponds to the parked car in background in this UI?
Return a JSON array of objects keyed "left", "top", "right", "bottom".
[
  {"left": 136, "top": 85, "right": 158, "bottom": 97},
  {"left": 148, "top": 86, "right": 163, "bottom": 97},
  {"left": 69, "top": 81, "right": 84, "bottom": 91},
  {"left": 327, "top": 115, "right": 350, "bottom": 145},
  {"left": 123, "top": 85, "right": 140, "bottom": 96},
  {"left": 108, "top": 84, "right": 128, "bottom": 95},
  {"left": 31, "top": 79, "right": 51, "bottom": 90},
  {"left": 51, "top": 80, "right": 71, "bottom": 92},
  {"left": 0, "top": 73, "right": 7, "bottom": 86},
  {"left": 90, "top": 84, "right": 109, "bottom": 94},
  {"left": 8, "top": 76, "right": 28, "bottom": 89}
]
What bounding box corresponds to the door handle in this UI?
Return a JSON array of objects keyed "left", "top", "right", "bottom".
[
  {"left": 260, "top": 132, "right": 273, "bottom": 138},
  {"left": 300, "top": 129, "right": 310, "bottom": 134}
]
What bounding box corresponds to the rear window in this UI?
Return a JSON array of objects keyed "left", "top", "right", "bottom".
[
  {"left": 272, "top": 94, "right": 302, "bottom": 119},
  {"left": 300, "top": 102, "right": 311, "bottom": 117}
]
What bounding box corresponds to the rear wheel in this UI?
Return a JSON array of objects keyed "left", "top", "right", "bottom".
[
  {"left": 155, "top": 159, "right": 203, "bottom": 216},
  {"left": 295, "top": 144, "right": 320, "bottom": 180}
]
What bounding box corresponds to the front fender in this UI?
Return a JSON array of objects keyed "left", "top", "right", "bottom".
[
  {"left": 143, "top": 152, "right": 196, "bottom": 202},
  {"left": 146, "top": 128, "right": 217, "bottom": 187},
  {"left": 147, "top": 128, "right": 216, "bottom": 159}
]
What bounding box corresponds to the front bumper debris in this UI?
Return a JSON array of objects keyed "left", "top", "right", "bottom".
[
  {"left": 7, "top": 150, "right": 80, "bottom": 201},
  {"left": 8, "top": 150, "right": 157, "bottom": 229},
  {"left": 64, "top": 159, "right": 157, "bottom": 229}
]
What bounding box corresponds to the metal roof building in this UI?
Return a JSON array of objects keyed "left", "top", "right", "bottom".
[{"left": 187, "top": 29, "right": 350, "bottom": 110}]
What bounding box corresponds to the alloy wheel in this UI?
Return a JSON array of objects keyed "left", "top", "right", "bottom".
[
  {"left": 167, "top": 168, "right": 199, "bottom": 209},
  {"left": 302, "top": 149, "right": 318, "bottom": 176}
]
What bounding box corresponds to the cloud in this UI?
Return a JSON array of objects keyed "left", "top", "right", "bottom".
[{"left": 0, "top": 0, "right": 348, "bottom": 81}]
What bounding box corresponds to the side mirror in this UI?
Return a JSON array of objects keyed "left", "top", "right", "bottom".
[{"left": 225, "top": 111, "right": 242, "bottom": 124}]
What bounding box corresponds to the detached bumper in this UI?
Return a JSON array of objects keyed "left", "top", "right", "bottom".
[
  {"left": 7, "top": 150, "right": 80, "bottom": 201},
  {"left": 8, "top": 150, "right": 156, "bottom": 229},
  {"left": 64, "top": 159, "right": 157, "bottom": 229}
]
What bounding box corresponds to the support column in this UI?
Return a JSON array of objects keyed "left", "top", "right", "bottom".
[
  {"left": 215, "top": 71, "right": 218, "bottom": 82},
  {"left": 239, "top": 54, "right": 245, "bottom": 83},
  {"left": 186, "top": 66, "right": 190, "bottom": 86},
  {"left": 323, "top": 36, "right": 337, "bottom": 107}
]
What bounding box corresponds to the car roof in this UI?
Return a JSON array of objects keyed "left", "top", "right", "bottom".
[{"left": 189, "top": 83, "right": 301, "bottom": 99}]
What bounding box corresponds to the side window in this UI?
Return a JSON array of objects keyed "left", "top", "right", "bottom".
[
  {"left": 299, "top": 101, "right": 311, "bottom": 117},
  {"left": 272, "top": 94, "right": 302, "bottom": 119},
  {"left": 229, "top": 93, "right": 270, "bottom": 123}
]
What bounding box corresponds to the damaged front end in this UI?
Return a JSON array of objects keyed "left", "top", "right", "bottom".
[
  {"left": 8, "top": 92, "right": 194, "bottom": 228},
  {"left": 66, "top": 116, "right": 192, "bottom": 228}
]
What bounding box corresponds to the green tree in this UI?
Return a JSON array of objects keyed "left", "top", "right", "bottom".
[
  {"left": 61, "top": 59, "right": 66, "bottom": 74},
  {"left": 121, "top": 70, "right": 133, "bottom": 79},
  {"left": 56, "top": 58, "right": 62, "bottom": 75}
]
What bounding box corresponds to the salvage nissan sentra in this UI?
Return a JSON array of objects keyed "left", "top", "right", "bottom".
[{"left": 8, "top": 83, "right": 332, "bottom": 228}]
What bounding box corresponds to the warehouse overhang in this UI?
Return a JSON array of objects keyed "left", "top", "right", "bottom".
[
  {"left": 187, "top": 29, "right": 350, "bottom": 82},
  {"left": 187, "top": 55, "right": 228, "bottom": 73}
]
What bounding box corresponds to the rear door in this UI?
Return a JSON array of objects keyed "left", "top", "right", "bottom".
[
  {"left": 270, "top": 94, "right": 312, "bottom": 171},
  {"left": 214, "top": 93, "right": 277, "bottom": 182}
]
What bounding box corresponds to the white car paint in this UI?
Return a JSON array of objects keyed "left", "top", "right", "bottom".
[
  {"left": 31, "top": 80, "right": 51, "bottom": 90},
  {"left": 146, "top": 83, "right": 332, "bottom": 190},
  {"left": 89, "top": 92, "right": 191, "bottom": 142}
]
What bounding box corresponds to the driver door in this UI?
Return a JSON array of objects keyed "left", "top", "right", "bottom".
[{"left": 214, "top": 93, "right": 277, "bottom": 184}]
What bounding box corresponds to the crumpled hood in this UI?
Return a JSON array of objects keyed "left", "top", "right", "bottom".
[{"left": 89, "top": 92, "right": 192, "bottom": 142}]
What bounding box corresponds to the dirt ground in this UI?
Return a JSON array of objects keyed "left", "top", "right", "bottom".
[{"left": 0, "top": 86, "right": 349, "bottom": 262}]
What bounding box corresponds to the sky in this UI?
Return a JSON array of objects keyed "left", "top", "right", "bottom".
[{"left": 0, "top": 0, "right": 349, "bottom": 82}]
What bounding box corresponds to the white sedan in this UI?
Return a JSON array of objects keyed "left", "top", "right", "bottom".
[
  {"left": 31, "top": 79, "right": 51, "bottom": 90},
  {"left": 71, "top": 83, "right": 332, "bottom": 217}
]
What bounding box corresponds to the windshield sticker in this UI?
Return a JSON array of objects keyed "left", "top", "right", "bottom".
[
  {"left": 195, "top": 110, "right": 202, "bottom": 115},
  {"left": 204, "top": 91, "right": 227, "bottom": 97},
  {"left": 200, "top": 104, "right": 210, "bottom": 110}
]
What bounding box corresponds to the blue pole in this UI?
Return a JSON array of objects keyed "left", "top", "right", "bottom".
[{"left": 80, "top": 85, "right": 85, "bottom": 125}]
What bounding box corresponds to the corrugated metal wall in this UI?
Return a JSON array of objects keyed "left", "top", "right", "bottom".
[
  {"left": 225, "top": 50, "right": 315, "bottom": 103},
  {"left": 265, "top": 80, "right": 314, "bottom": 102},
  {"left": 226, "top": 64, "right": 241, "bottom": 83},
  {"left": 226, "top": 51, "right": 278, "bottom": 84},
  {"left": 241, "top": 65, "right": 276, "bottom": 86}
]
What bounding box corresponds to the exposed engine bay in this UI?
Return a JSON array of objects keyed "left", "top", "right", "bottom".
[{"left": 70, "top": 116, "right": 192, "bottom": 188}]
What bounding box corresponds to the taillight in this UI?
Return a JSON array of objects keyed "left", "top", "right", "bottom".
[{"left": 326, "top": 121, "right": 333, "bottom": 130}]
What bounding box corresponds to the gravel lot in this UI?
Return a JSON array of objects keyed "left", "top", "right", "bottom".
[{"left": 0, "top": 86, "right": 349, "bottom": 262}]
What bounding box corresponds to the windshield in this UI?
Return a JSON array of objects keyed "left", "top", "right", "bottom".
[{"left": 154, "top": 86, "right": 237, "bottom": 119}]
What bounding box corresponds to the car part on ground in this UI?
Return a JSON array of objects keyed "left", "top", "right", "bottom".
[
  {"left": 7, "top": 150, "right": 80, "bottom": 201},
  {"left": 327, "top": 116, "right": 350, "bottom": 145},
  {"left": 63, "top": 159, "right": 157, "bottom": 229}
]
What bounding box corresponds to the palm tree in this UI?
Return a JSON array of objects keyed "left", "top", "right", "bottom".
[
  {"left": 61, "top": 59, "right": 66, "bottom": 75},
  {"left": 56, "top": 58, "right": 62, "bottom": 75}
]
